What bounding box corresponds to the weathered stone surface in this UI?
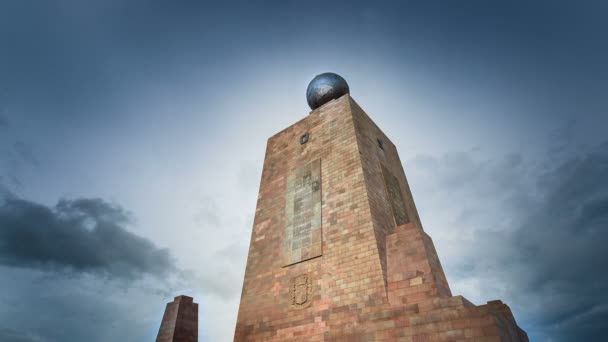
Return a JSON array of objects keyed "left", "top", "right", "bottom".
[
  {"left": 381, "top": 164, "right": 409, "bottom": 226},
  {"left": 289, "top": 273, "right": 314, "bottom": 309},
  {"left": 234, "top": 94, "right": 527, "bottom": 341},
  {"left": 284, "top": 158, "right": 322, "bottom": 266},
  {"left": 156, "top": 295, "right": 198, "bottom": 342}
]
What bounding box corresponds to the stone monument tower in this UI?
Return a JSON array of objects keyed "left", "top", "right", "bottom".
[
  {"left": 234, "top": 73, "right": 527, "bottom": 341},
  {"left": 156, "top": 295, "right": 198, "bottom": 342}
]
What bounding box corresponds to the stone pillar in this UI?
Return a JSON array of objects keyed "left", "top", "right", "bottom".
[
  {"left": 234, "top": 93, "right": 527, "bottom": 341},
  {"left": 156, "top": 295, "right": 198, "bottom": 342}
]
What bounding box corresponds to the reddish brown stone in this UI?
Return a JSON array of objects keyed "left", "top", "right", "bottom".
[
  {"left": 234, "top": 94, "right": 528, "bottom": 341},
  {"left": 156, "top": 295, "right": 198, "bottom": 342}
]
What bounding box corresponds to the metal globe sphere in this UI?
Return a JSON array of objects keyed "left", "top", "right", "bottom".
[{"left": 306, "top": 73, "right": 350, "bottom": 110}]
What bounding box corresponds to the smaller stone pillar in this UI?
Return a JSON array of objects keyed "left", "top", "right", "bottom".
[{"left": 156, "top": 295, "right": 198, "bottom": 342}]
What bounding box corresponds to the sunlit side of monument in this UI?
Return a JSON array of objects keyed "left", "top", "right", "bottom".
[{"left": 234, "top": 73, "right": 527, "bottom": 341}]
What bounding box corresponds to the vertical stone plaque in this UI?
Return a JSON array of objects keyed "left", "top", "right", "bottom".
[
  {"left": 381, "top": 164, "right": 410, "bottom": 226},
  {"left": 284, "top": 159, "right": 322, "bottom": 266}
]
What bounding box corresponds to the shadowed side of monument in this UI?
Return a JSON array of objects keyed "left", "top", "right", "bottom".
[
  {"left": 234, "top": 74, "right": 527, "bottom": 341},
  {"left": 156, "top": 295, "right": 198, "bottom": 342}
]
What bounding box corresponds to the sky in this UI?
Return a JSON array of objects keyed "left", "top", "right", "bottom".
[{"left": 0, "top": 1, "right": 607, "bottom": 341}]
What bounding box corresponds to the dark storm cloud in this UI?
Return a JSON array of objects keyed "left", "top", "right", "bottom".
[
  {"left": 508, "top": 141, "right": 608, "bottom": 340},
  {"left": 410, "top": 141, "right": 608, "bottom": 341},
  {"left": 0, "top": 265, "right": 177, "bottom": 342},
  {"left": 0, "top": 193, "right": 175, "bottom": 279}
]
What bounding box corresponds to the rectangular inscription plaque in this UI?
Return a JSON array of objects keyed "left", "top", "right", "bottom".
[
  {"left": 283, "top": 159, "right": 322, "bottom": 266},
  {"left": 381, "top": 164, "right": 410, "bottom": 226}
]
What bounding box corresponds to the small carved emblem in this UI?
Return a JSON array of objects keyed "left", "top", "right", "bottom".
[{"left": 290, "top": 274, "right": 313, "bottom": 308}]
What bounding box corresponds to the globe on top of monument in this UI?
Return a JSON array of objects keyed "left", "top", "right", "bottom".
[{"left": 306, "top": 72, "right": 350, "bottom": 110}]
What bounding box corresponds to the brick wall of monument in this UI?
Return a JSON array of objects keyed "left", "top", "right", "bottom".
[{"left": 234, "top": 94, "right": 528, "bottom": 341}]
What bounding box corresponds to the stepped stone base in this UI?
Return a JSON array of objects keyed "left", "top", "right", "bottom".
[
  {"left": 316, "top": 296, "right": 528, "bottom": 341},
  {"left": 237, "top": 225, "right": 528, "bottom": 341}
]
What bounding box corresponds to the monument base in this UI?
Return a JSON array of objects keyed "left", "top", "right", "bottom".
[
  {"left": 236, "top": 224, "right": 527, "bottom": 341},
  {"left": 315, "top": 296, "right": 528, "bottom": 341}
]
